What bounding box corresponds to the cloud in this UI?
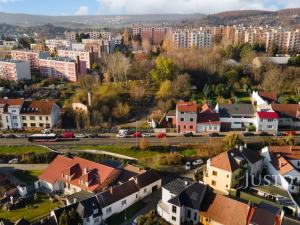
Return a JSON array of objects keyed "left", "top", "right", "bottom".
[
  {"left": 96, "top": 0, "right": 300, "bottom": 14},
  {"left": 75, "top": 5, "right": 89, "bottom": 15}
]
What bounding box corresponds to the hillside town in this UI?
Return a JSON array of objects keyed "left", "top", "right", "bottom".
[{"left": 0, "top": 1, "right": 300, "bottom": 225}]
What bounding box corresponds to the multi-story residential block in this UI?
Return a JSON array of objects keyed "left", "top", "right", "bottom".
[
  {"left": 38, "top": 57, "right": 87, "bottom": 82},
  {"left": 57, "top": 49, "right": 93, "bottom": 69},
  {"left": 71, "top": 43, "right": 86, "bottom": 51},
  {"left": 45, "top": 39, "right": 71, "bottom": 49},
  {"left": 0, "top": 98, "right": 60, "bottom": 130},
  {"left": 10, "top": 50, "right": 50, "bottom": 70},
  {"left": 176, "top": 101, "right": 198, "bottom": 133},
  {"left": 20, "top": 99, "right": 60, "bottom": 129},
  {"left": 169, "top": 29, "right": 212, "bottom": 49},
  {"left": 133, "top": 24, "right": 169, "bottom": 45},
  {"left": 64, "top": 31, "right": 77, "bottom": 41},
  {"left": 0, "top": 40, "right": 17, "bottom": 49},
  {"left": 0, "top": 59, "right": 31, "bottom": 81},
  {"left": 0, "top": 98, "right": 24, "bottom": 130},
  {"left": 204, "top": 147, "right": 262, "bottom": 194},
  {"left": 82, "top": 39, "right": 111, "bottom": 56}
]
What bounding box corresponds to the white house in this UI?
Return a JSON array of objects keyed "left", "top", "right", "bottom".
[
  {"left": 157, "top": 179, "right": 207, "bottom": 225},
  {"left": 252, "top": 91, "right": 278, "bottom": 107},
  {"left": 254, "top": 111, "right": 279, "bottom": 133},
  {"left": 0, "top": 98, "right": 24, "bottom": 130}
]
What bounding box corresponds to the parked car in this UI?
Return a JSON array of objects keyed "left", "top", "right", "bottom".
[
  {"left": 284, "top": 130, "right": 296, "bottom": 136},
  {"left": 4, "top": 134, "right": 17, "bottom": 138},
  {"left": 258, "top": 132, "right": 270, "bottom": 137},
  {"left": 183, "top": 132, "right": 193, "bottom": 137},
  {"left": 75, "top": 134, "right": 88, "bottom": 138},
  {"left": 156, "top": 132, "right": 166, "bottom": 139},
  {"left": 8, "top": 158, "right": 19, "bottom": 164},
  {"left": 208, "top": 132, "right": 220, "bottom": 137},
  {"left": 185, "top": 162, "right": 192, "bottom": 170},
  {"left": 142, "top": 133, "right": 152, "bottom": 138},
  {"left": 61, "top": 131, "right": 75, "bottom": 138},
  {"left": 118, "top": 129, "right": 130, "bottom": 136},
  {"left": 274, "top": 131, "right": 284, "bottom": 137},
  {"left": 192, "top": 159, "right": 204, "bottom": 166},
  {"left": 116, "top": 134, "right": 127, "bottom": 138},
  {"left": 243, "top": 132, "right": 255, "bottom": 137},
  {"left": 132, "top": 132, "right": 142, "bottom": 138},
  {"left": 15, "top": 134, "right": 27, "bottom": 138}
]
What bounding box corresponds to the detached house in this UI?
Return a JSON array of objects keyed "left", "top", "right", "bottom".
[
  {"left": 204, "top": 147, "right": 262, "bottom": 194},
  {"left": 272, "top": 104, "right": 300, "bottom": 129},
  {"left": 196, "top": 104, "right": 220, "bottom": 133},
  {"left": 0, "top": 98, "right": 24, "bottom": 130},
  {"left": 37, "top": 155, "right": 121, "bottom": 194},
  {"left": 176, "top": 101, "right": 198, "bottom": 133}
]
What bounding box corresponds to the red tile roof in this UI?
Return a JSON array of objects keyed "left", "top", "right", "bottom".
[
  {"left": 21, "top": 100, "right": 56, "bottom": 115},
  {"left": 257, "top": 111, "right": 278, "bottom": 119},
  {"left": 272, "top": 104, "right": 300, "bottom": 119},
  {"left": 177, "top": 101, "right": 198, "bottom": 113},
  {"left": 259, "top": 92, "right": 278, "bottom": 102},
  {"left": 40, "top": 155, "right": 121, "bottom": 193}
]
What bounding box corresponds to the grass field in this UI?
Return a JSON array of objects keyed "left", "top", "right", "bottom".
[
  {"left": 0, "top": 194, "right": 60, "bottom": 222},
  {"left": 0, "top": 146, "right": 49, "bottom": 154},
  {"left": 12, "top": 170, "right": 43, "bottom": 185},
  {"left": 106, "top": 200, "right": 146, "bottom": 225}
]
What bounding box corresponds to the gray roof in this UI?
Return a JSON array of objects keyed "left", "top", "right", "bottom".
[
  {"left": 218, "top": 104, "right": 255, "bottom": 117},
  {"left": 66, "top": 190, "right": 94, "bottom": 204},
  {"left": 260, "top": 56, "right": 290, "bottom": 65},
  {"left": 282, "top": 216, "right": 300, "bottom": 225},
  {"left": 163, "top": 178, "right": 193, "bottom": 195}
]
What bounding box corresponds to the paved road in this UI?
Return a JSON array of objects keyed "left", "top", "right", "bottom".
[{"left": 1, "top": 136, "right": 298, "bottom": 147}]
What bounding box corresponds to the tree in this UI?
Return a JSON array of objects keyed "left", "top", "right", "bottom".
[
  {"left": 112, "top": 102, "right": 130, "bottom": 120},
  {"left": 59, "top": 210, "right": 70, "bottom": 225},
  {"left": 223, "top": 133, "right": 244, "bottom": 149},
  {"left": 129, "top": 82, "right": 146, "bottom": 101},
  {"left": 140, "top": 138, "right": 149, "bottom": 150},
  {"left": 172, "top": 74, "right": 191, "bottom": 99},
  {"left": 150, "top": 56, "right": 177, "bottom": 84},
  {"left": 156, "top": 80, "right": 173, "bottom": 100},
  {"left": 142, "top": 38, "right": 152, "bottom": 53},
  {"left": 69, "top": 208, "right": 81, "bottom": 225},
  {"left": 262, "top": 67, "right": 285, "bottom": 93}
]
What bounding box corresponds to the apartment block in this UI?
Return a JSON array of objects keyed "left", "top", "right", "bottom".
[
  {"left": 0, "top": 59, "right": 31, "bottom": 81},
  {"left": 57, "top": 49, "right": 92, "bottom": 69},
  {"left": 133, "top": 24, "right": 169, "bottom": 45},
  {"left": 45, "top": 39, "right": 71, "bottom": 49},
  {"left": 38, "top": 57, "right": 87, "bottom": 82},
  {"left": 10, "top": 50, "right": 50, "bottom": 69}
]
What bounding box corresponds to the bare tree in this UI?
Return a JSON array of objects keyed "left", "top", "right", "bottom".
[{"left": 142, "top": 38, "right": 152, "bottom": 53}]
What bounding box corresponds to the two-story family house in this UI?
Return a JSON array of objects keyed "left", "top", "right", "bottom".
[
  {"left": 272, "top": 104, "right": 300, "bottom": 129},
  {"left": 204, "top": 147, "right": 262, "bottom": 194},
  {"left": 176, "top": 101, "right": 198, "bottom": 133},
  {"left": 0, "top": 98, "right": 24, "bottom": 130}
]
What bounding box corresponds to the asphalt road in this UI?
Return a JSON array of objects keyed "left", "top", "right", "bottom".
[{"left": 0, "top": 136, "right": 299, "bottom": 147}]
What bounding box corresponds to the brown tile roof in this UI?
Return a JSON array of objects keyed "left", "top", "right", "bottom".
[
  {"left": 271, "top": 154, "right": 294, "bottom": 175},
  {"left": 248, "top": 206, "right": 281, "bottom": 225},
  {"left": 210, "top": 148, "right": 246, "bottom": 172},
  {"left": 21, "top": 100, "right": 56, "bottom": 115},
  {"left": 177, "top": 101, "right": 198, "bottom": 113},
  {"left": 271, "top": 104, "right": 300, "bottom": 119},
  {"left": 200, "top": 194, "right": 250, "bottom": 225},
  {"left": 0, "top": 98, "right": 24, "bottom": 112},
  {"left": 40, "top": 155, "right": 121, "bottom": 193},
  {"left": 259, "top": 92, "right": 278, "bottom": 102},
  {"left": 268, "top": 146, "right": 300, "bottom": 160}
]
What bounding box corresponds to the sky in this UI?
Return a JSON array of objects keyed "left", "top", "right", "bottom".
[{"left": 1, "top": 0, "right": 300, "bottom": 15}]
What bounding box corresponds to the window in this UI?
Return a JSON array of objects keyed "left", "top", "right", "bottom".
[
  {"left": 267, "top": 125, "right": 273, "bottom": 129},
  {"left": 39, "top": 116, "right": 42, "bottom": 120},
  {"left": 227, "top": 175, "right": 229, "bottom": 178},
  {"left": 194, "top": 212, "right": 197, "bottom": 221},
  {"left": 212, "top": 180, "right": 216, "bottom": 186},
  {"left": 106, "top": 207, "right": 112, "bottom": 214},
  {"left": 187, "top": 209, "right": 191, "bottom": 218},
  {"left": 12, "top": 110, "right": 16, "bottom": 113},
  {"left": 180, "top": 118, "right": 184, "bottom": 122},
  {"left": 39, "top": 123, "right": 44, "bottom": 127},
  {"left": 12, "top": 116, "right": 17, "bottom": 120},
  {"left": 23, "top": 123, "right": 27, "bottom": 127},
  {"left": 30, "top": 123, "right": 36, "bottom": 127},
  {"left": 226, "top": 185, "right": 229, "bottom": 188},
  {"left": 94, "top": 209, "right": 98, "bottom": 214},
  {"left": 190, "top": 125, "right": 193, "bottom": 129},
  {"left": 172, "top": 206, "right": 177, "bottom": 213},
  {"left": 14, "top": 123, "right": 18, "bottom": 127},
  {"left": 184, "top": 125, "right": 186, "bottom": 129},
  {"left": 122, "top": 199, "right": 127, "bottom": 206},
  {"left": 22, "top": 116, "right": 26, "bottom": 120},
  {"left": 190, "top": 118, "right": 193, "bottom": 122},
  {"left": 46, "top": 124, "right": 50, "bottom": 128},
  {"left": 136, "top": 194, "right": 138, "bottom": 198},
  {"left": 212, "top": 171, "right": 217, "bottom": 176},
  {"left": 30, "top": 116, "right": 35, "bottom": 120},
  {"left": 46, "top": 116, "right": 49, "bottom": 121},
  {"left": 172, "top": 216, "right": 176, "bottom": 221},
  {"left": 144, "top": 188, "right": 147, "bottom": 193}
]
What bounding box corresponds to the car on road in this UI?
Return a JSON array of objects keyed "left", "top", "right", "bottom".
[
  {"left": 243, "top": 132, "right": 255, "bottom": 137},
  {"left": 183, "top": 132, "right": 193, "bottom": 137},
  {"left": 75, "top": 134, "right": 88, "bottom": 138},
  {"left": 284, "top": 130, "right": 296, "bottom": 136},
  {"left": 142, "top": 133, "right": 152, "bottom": 138},
  {"left": 8, "top": 158, "right": 19, "bottom": 164},
  {"left": 185, "top": 162, "right": 192, "bottom": 170},
  {"left": 208, "top": 132, "right": 220, "bottom": 137},
  {"left": 192, "top": 159, "right": 204, "bottom": 166},
  {"left": 156, "top": 132, "right": 166, "bottom": 139},
  {"left": 61, "top": 131, "right": 75, "bottom": 138},
  {"left": 15, "top": 134, "right": 27, "bottom": 138},
  {"left": 132, "top": 132, "right": 142, "bottom": 138},
  {"left": 116, "top": 134, "right": 128, "bottom": 138}
]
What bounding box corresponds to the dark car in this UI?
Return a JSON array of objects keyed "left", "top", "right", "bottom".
[
  {"left": 208, "top": 132, "right": 220, "bottom": 137},
  {"left": 183, "top": 132, "right": 193, "bottom": 137},
  {"left": 258, "top": 132, "right": 270, "bottom": 137},
  {"left": 89, "top": 134, "right": 98, "bottom": 138},
  {"left": 243, "top": 132, "right": 255, "bottom": 137}
]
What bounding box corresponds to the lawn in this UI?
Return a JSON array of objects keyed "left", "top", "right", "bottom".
[
  {"left": 0, "top": 146, "right": 49, "bottom": 154},
  {"left": 0, "top": 194, "right": 61, "bottom": 222},
  {"left": 12, "top": 170, "right": 43, "bottom": 185},
  {"left": 106, "top": 200, "right": 146, "bottom": 225}
]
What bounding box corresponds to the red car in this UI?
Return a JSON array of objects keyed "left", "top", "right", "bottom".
[
  {"left": 61, "top": 131, "right": 75, "bottom": 138},
  {"left": 284, "top": 130, "right": 296, "bottom": 136},
  {"left": 156, "top": 132, "right": 166, "bottom": 139},
  {"left": 132, "top": 132, "right": 142, "bottom": 138}
]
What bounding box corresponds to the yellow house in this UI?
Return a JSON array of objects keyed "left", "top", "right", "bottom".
[{"left": 204, "top": 148, "right": 249, "bottom": 194}]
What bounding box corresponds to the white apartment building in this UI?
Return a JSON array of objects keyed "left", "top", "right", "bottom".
[
  {"left": 45, "top": 39, "right": 71, "bottom": 49},
  {"left": 10, "top": 50, "right": 50, "bottom": 69},
  {"left": 57, "top": 49, "right": 92, "bottom": 69},
  {"left": 0, "top": 59, "right": 31, "bottom": 81},
  {"left": 0, "top": 40, "right": 17, "bottom": 49}
]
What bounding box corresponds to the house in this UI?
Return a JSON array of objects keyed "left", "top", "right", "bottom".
[
  {"left": 20, "top": 100, "right": 60, "bottom": 130},
  {"left": 261, "top": 146, "right": 300, "bottom": 194},
  {"left": 255, "top": 111, "right": 279, "bottom": 133},
  {"left": 37, "top": 155, "right": 121, "bottom": 194},
  {"left": 157, "top": 179, "right": 208, "bottom": 225},
  {"left": 215, "top": 103, "right": 256, "bottom": 131},
  {"left": 252, "top": 91, "right": 278, "bottom": 108},
  {"left": 176, "top": 101, "right": 198, "bottom": 133},
  {"left": 199, "top": 193, "right": 251, "bottom": 225},
  {"left": 196, "top": 104, "right": 220, "bottom": 133},
  {"left": 271, "top": 104, "right": 300, "bottom": 129},
  {"left": 50, "top": 169, "right": 161, "bottom": 225},
  {"left": 204, "top": 147, "right": 262, "bottom": 194},
  {"left": 247, "top": 205, "right": 282, "bottom": 225},
  {"left": 0, "top": 98, "right": 24, "bottom": 130}
]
